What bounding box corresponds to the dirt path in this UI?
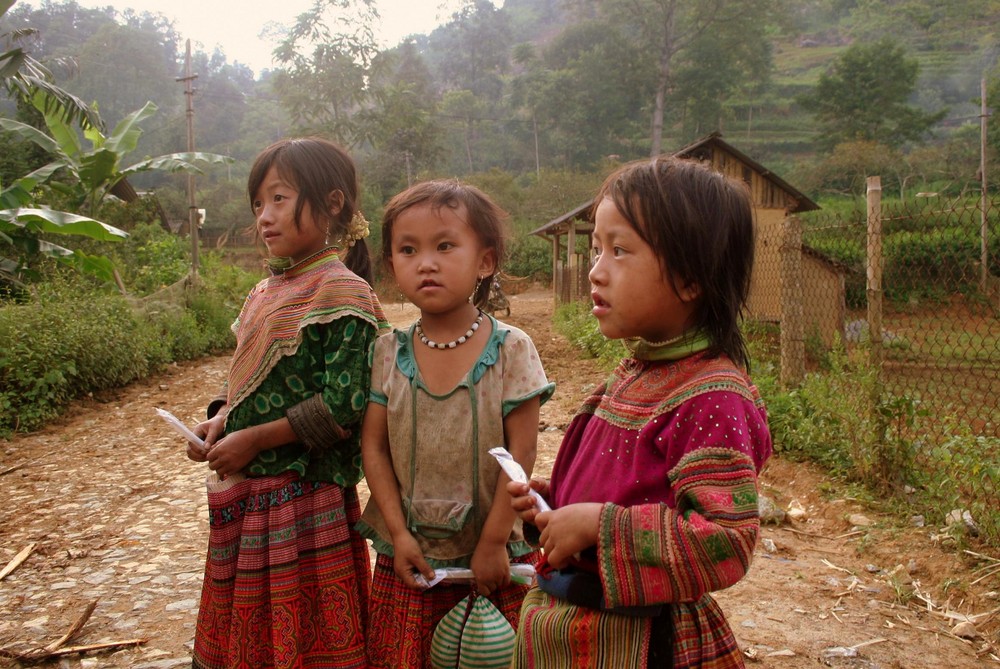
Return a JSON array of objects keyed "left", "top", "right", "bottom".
[{"left": 1, "top": 289, "right": 997, "bottom": 667}]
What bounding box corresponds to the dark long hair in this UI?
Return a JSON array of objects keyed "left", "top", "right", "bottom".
[
  {"left": 595, "top": 156, "right": 756, "bottom": 369},
  {"left": 247, "top": 137, "right": 372, "bottom": 283},
  {"left": 380, "top": 179, "right": 508, "bottom": 309}
]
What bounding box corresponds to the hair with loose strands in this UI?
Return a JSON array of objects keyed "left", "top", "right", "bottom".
[
  {"left": 380, "top": 179, "right": 508, "bottom": 309},
  {"left": 247, "top": 137, "right": 373, "bottom": 283},
  {"left": 594, "top": 156, "right": 756, "bottom": 370}
]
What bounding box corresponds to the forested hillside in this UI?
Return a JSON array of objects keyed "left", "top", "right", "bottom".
[{"left": 2, "top": 0, "right": 999, "bottom": 234}]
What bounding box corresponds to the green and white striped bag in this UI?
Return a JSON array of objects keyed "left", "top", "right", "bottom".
[{"left": 429, "top": 592, "right": 516, "bottom": 669}]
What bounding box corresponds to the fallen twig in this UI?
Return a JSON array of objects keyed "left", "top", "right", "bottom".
[
  {"left": 0, "top": 600, "right": 98, "bottom": 662},
  {"left": 963, "top": 550, "right": 1000, "bottom": 566},
  {"left": 38, "top": 638, "right": 147, "bottom": 658},
  {"left": 0, "top": 454, "right": 48, "bottom": 477},
  {"left": 851, "top": 637, "right": 888, "bottom": 650},
  {"left": 44, "top": 599, "right": 97, "bottom": 654},
  {"left": 777, "top": 526, "right": 836, "bottom": 540},
  {"left": 0, "top": 543, "right": 36, "bottom": 581},
  {"left": 970, "top": 564, "right": 1000, "bottom": 586},
  {"left": 0, "top": 463, "right": 24, "bottom": 477},
  {"left": 821, "top": 558, "right": 855, "bottom": 575},
  {"left": 834, "top": 529, "right": 866, "bottom": 540}
]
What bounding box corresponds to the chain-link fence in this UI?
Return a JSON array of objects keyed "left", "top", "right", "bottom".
[{"left": 755, "top": 182, "right": 999, "bottom": 545}]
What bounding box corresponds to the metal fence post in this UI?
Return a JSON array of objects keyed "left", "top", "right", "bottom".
[{"left": 780, "top": 214, "right": 804, "bottom": 387}]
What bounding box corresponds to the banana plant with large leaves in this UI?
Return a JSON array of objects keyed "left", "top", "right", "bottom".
[
  {"left": 0, "top": 96, "right": 232, "bottom": 288},
  {"left": 0, "top": 207, "right": 127, "bottom": 286},
  {"left": 0, "top": 98, "right": 232, "bottom": 219}
]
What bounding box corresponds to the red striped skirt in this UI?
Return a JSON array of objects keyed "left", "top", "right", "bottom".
[
  {"left": 192, "top": 472, "right": 370, "bottom": 669},
  {"left": 366, "top": 551, "right": 538, "bottom": 669}
]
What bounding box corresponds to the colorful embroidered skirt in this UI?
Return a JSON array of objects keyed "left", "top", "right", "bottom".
[
  {"left": 366, "top": 552, "right": 538, "bottom": 669},
  {"left": 192, "top": 472, "right": 370, "bottom": 669},
  {"left": 513, "top": 587, "right": 744, "bottom": 669}
]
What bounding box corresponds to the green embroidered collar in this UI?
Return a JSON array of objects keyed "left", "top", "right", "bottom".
[
  {"left": 267, "top": 246, "right": 340, "bottom": 276},
  {"left": 622, "top": 330, "right": 711, "bottom": 361}
]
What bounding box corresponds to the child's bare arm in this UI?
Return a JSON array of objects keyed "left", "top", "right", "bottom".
[
  {"left": 361, "top": 403, "right": 434, "bottom": 586},
  {"left": 472, "top": 396, "right": 541, "bottom": 595}
]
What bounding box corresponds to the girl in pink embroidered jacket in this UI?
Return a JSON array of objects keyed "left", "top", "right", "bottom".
[{"left": 508, "top": 157, "right": 773, "bottom": 669}]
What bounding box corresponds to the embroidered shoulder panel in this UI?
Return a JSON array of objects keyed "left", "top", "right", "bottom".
[
  {"left": 228, "top": 252, "right": 388, "bottom": 409},
  {"left": 581, "top": 355, "right": 760, "bottom": 431}
]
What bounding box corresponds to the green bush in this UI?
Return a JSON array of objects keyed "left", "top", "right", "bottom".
[
  {"left": 506, "top": 234, "right": 552, "bottom": 281},
  {"left": 0, "top": 254, "right": 259, "bottom": 436},
  {"left": 552, "top": 301, "right": 622, "bottom": 371},
  {"left": 0, "top": 289, "right": 150, "bottom": 433},
  {"left": 113, "top": 223, "right": 191, "bottom": 296}
]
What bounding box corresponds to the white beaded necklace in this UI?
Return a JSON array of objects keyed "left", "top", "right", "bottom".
[{"left": 415, "top": 310, "right": 484, "bottom": 349}]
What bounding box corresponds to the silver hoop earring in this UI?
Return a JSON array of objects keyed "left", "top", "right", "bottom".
[{"left": 469, "top": 276, "right": 483, "bottom": 303}]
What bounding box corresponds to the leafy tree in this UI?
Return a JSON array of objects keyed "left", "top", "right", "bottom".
[
  {"left": 359, "top": 42, "right": 444, "bottom": 194},
  {"left": 796, "top": 139, "right": 902, "bottom": 196},
  {"left": 0, "top": 0, "right": 100, "bottom": 131},
  {"left": 798, "top": 38, "right": 946, "bottom": 152},
  {"left": 671, "top": 24, "right": 773, "bottom": 140},
  {"left": 598, "top": 0, "right": 783, "bottom": 155},
  {"left": 70, "top": 21, "right": 180, "bottom": 141},
  {"left": 270, "top": 0, "right": 381, "bottom": 145},
  {"left": 440, "top": 89, "right": 484, "bottom": 173},
  {"left": 429, "top": 0, "right": 512, "bottom": 102},
  {"left": 518, "top": 20, "right": 653, "bottom": 167}
]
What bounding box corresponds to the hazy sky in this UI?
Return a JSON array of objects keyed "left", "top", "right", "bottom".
[{"left": 23, "top": 0, "right": 473, "bottom": 74}]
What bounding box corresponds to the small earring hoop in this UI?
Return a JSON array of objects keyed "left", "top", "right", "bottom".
[{"left": 469, "top": 276, "right": 484, "bottom": 304}]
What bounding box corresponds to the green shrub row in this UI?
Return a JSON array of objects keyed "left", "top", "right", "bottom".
[
  {"left": 0, "top": 255, "right": 260, "bottom": 435},
  {"left": 805, "top": 222, "right": 1000, "bottom": 307}
]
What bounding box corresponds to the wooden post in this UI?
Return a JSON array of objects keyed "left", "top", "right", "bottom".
[
  {"left": 177, "top": 40, "right": 199, "bottom": 276},
  {"left": 551, "top": 236, "right": 559, "bottom": 309},
  {"left": 780, "top": 215, "right": 804, "bottom": 387},
  {"left": 866, "top": 176, "right": 883, "bottom": 376},
  {"left": 980, "top": 77, "right": 989, "bottom": 296},
  {"left": 567, "top": 225, "right": 578, "bottom": 303}
]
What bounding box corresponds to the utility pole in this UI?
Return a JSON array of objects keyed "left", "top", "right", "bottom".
[{"left": 177, "top": 40, "right": 199, "bottom": 276}]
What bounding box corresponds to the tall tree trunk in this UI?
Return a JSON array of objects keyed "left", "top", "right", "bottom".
[{"left": 649, "top": 3, "right": 677, "bottom": 157}]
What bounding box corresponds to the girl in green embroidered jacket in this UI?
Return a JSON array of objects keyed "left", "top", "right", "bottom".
[{"left": 186, "top": 138, "right": 388, "bottom": 669}]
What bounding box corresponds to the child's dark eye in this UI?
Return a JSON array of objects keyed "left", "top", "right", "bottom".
[{"left": 438, "top": 241, "right": 455, "bottom": 251}]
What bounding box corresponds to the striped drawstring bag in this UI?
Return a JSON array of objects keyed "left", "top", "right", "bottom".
[{"left": 430, "top": 591, "right": 515, "bottom": 669}]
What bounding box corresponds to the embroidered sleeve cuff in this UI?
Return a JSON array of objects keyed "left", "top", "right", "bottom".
[{"left": 286, "top": 394, "right": 350, "bottom": 450}]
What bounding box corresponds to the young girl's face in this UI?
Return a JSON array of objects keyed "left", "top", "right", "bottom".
[
  {"left": 252, "top": 166, "right": 329, "bottom": 264},
  {"left": 589, "top": 197, "right": 699, "bottom": 342},
  {"left": 388, "top": 202, "right": 495, "bottom": 315}
]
